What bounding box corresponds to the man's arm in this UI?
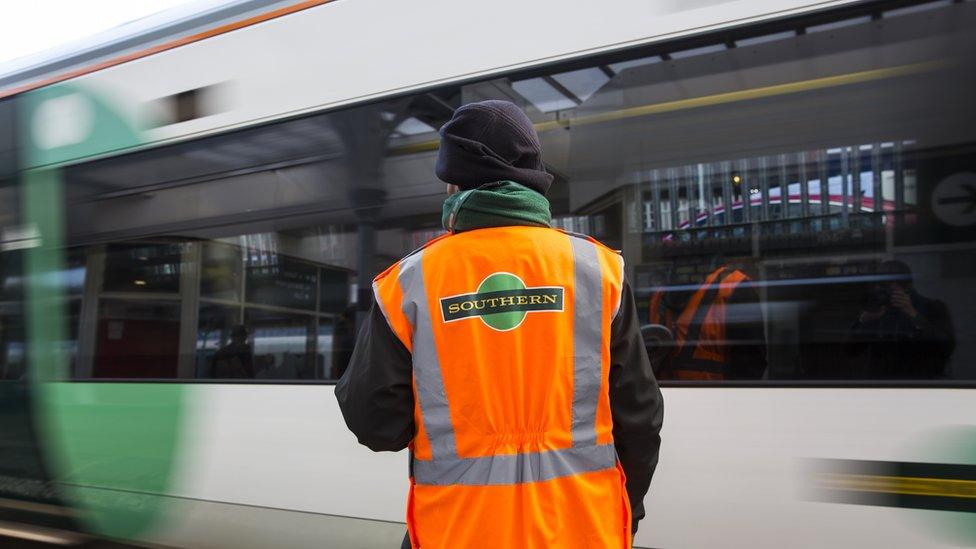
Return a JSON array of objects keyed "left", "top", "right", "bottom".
[
  {"left": 609, "top": 278, "right": 665, "bottom": 534},
  {"left": 335, "top": 302, "right": 415, "bottom": 452}
]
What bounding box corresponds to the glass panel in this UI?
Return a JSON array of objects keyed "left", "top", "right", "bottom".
[
  {"left": 552, "top": 68, "right": 610, "bottom": 103},
  {"left": 245, "top": 251, "right": 317, "bottom": 312},
  {"left": 102, "top": 242, "right": 183, "bottom": 293},
  {"left": 320, "top": 268, "right": 349, "bottom": 314},
  {"left": 467, "top": 1, "right": 976, "bottom": 382},
  {"left": 63, "top": 249, "right": 87, "bottom": 297},
  {"left": 201, "top": 241, "right": 242, "bottom": 301},
  {"left": 196, "top": 303, "right": 244, "bottom": 378},
  {"left": 93, "top": 299, "right": 180, "bottom": 378},
  {"left": 511, "top": 78, "right": 577, "bottom": 113},
  {"left": 56, "top": 1, "right": 976, "bottom": 384},
  {"left": 246, "top": 308, "right": 316, "bottom": 380}
]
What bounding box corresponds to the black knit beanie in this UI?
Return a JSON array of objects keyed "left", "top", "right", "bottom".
[{"left": 435, "top": 100, "right": 553, "bottom": 195}]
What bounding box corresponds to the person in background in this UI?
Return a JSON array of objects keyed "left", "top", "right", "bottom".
[
  {"left": 649, "top": 260, "right": 766, "bottom": 380},
  {"left": 846, "top": 260, "right": 955, "bottom": 378},
  {"left": 336, "top": 100, "right": 663, "bottom": 548},
  {"left": 211, "top": 324, "right": 254, "bottom": 379}
]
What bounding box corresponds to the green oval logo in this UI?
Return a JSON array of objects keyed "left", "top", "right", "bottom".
[{"left": 477, "top": 273, "right": 529, "bottom": 331}]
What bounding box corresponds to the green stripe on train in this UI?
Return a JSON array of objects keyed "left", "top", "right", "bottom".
[
  {"left": 921, "top": 427, "right": 976, "bottom": 545},
  {"left": 21, "top": 84, "right": 187, "bottom": 540}
]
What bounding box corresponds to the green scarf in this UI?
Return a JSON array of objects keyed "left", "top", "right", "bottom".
[{"left": 441, "top": 181, "right": 552, "bottom": 233}]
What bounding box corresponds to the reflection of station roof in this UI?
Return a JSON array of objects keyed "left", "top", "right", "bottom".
[
  {"left": 507, "top": 1, "right": 958, "bottom": 117},
  {"left": 0, "top": 0, "right": 294, "bottom": 92},
  {"left": 62, "top": 100, "right": 450, "bottom": 244},
  {"left": 33, "top": 0, "right": 976, "bottom": 244},
  {"left": 554, "top": 2, "right": 974, "bottom": 210}
]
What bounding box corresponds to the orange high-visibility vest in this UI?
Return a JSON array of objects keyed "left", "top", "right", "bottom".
[
  {"left": 373, "top": 226, "right": 630, "bottom": 549},
  {"left": 649, "top": 266, "right": 750, "bottom": 380}
]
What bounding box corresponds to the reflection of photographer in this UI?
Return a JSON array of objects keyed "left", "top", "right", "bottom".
[{"left": 846, "top": 260, "right": 955, "bottom": 378}]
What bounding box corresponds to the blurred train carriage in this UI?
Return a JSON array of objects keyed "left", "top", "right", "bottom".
[{"left": 1, "top": 0, "right": 975, "bottom": 547}]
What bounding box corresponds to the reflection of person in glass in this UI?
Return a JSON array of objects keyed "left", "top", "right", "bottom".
[
  {"left": 846, "top": 260, "right": 955, "bottom": 378},
  {"left": 211, "top": 324, "right": 255, "bottom": 379},
  {"left": 649, "top": 262, "right": 766, "bottom": 380}
]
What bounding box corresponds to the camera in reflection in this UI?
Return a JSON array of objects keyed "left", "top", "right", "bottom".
[{"left": 860, "top": 284, "right": 892, "bottom": 312}]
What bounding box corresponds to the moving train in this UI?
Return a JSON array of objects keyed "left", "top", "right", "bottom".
[{"left": 1, "top": 0, "right": 974, "bottom": 547}]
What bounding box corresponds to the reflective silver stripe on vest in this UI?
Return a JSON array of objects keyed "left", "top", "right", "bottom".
[
  {"left": 413, "top": 443, "right": 617, "bottom": 486},
  {"left": 398, "top": 249, "right": 459, "bottom": 460},
  {"left": 569, "top": 235, "right": 604, "bottom": 448}
]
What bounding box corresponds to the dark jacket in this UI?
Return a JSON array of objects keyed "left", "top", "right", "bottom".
[
  {"left": 845, "top": 290, "right": 955, "bottom": 378},
  {"left": 335, "top": 183, "right": 664, "bottom": 534}
]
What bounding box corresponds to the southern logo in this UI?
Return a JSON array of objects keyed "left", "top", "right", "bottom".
[{"left": 440, "top": 272, "right": 564, "bottom": 331}]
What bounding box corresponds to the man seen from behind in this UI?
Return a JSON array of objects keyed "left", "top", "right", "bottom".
[{"left": 336, "top": 100, "right": 664, "bottom": 548}]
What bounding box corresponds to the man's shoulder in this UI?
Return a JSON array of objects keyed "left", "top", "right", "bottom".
[
  {"left": 560, "top": 229, "right": 621, "bottom": 256},
  {"left": 373, "top": 232, "right": 454, "bottom": 285}
]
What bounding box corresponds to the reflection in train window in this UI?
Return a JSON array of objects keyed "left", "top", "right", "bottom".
[
  {"left": 196, "top": 304, "right": 241, "bottom": 378},
  {"left": 57, "top": 0, "right": 976, "bottom": 382},
  {"left": 102, "top": 242, "right": 183, "bottom": 294},
  {"left": 246, "top": 308, "right": 316, "bottom": 380},
  {"left": 92, "top": 300, "right": 181, "bottom": 379},
  {"left": 67, "top": 234, "right": 353, "bottom": 380},
  {"left": 201, "top": 242, "right": 242, "bottom": 301}
]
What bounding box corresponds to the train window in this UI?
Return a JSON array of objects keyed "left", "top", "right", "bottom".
[
  {"left": 479, "top": 0, "right": 972, "bottom": 383},
  {"left": 54, "top": 0, "right": 975, "bottom": 383},
  {"left": 61, "top": 88, "right": 457, "bottom": 381}
]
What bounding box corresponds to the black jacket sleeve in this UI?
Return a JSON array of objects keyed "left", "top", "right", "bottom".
[
  {"left": 609, "top": 278, "right": 665, "bottom": 534},
  {"left": 335, "top": 303, "right": 415, "bottom": 452}
]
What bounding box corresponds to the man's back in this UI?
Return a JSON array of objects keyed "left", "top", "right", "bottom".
[
  {"left": 335, "top": 99, "right": 662, "bottom": 549},
  {"left": 373, "top": 225, "right": 629, "bottom": 548}
]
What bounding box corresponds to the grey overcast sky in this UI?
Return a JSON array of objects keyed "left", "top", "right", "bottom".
[{"left": 0, "top": 1, "right": 198, "bottom": 67}]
